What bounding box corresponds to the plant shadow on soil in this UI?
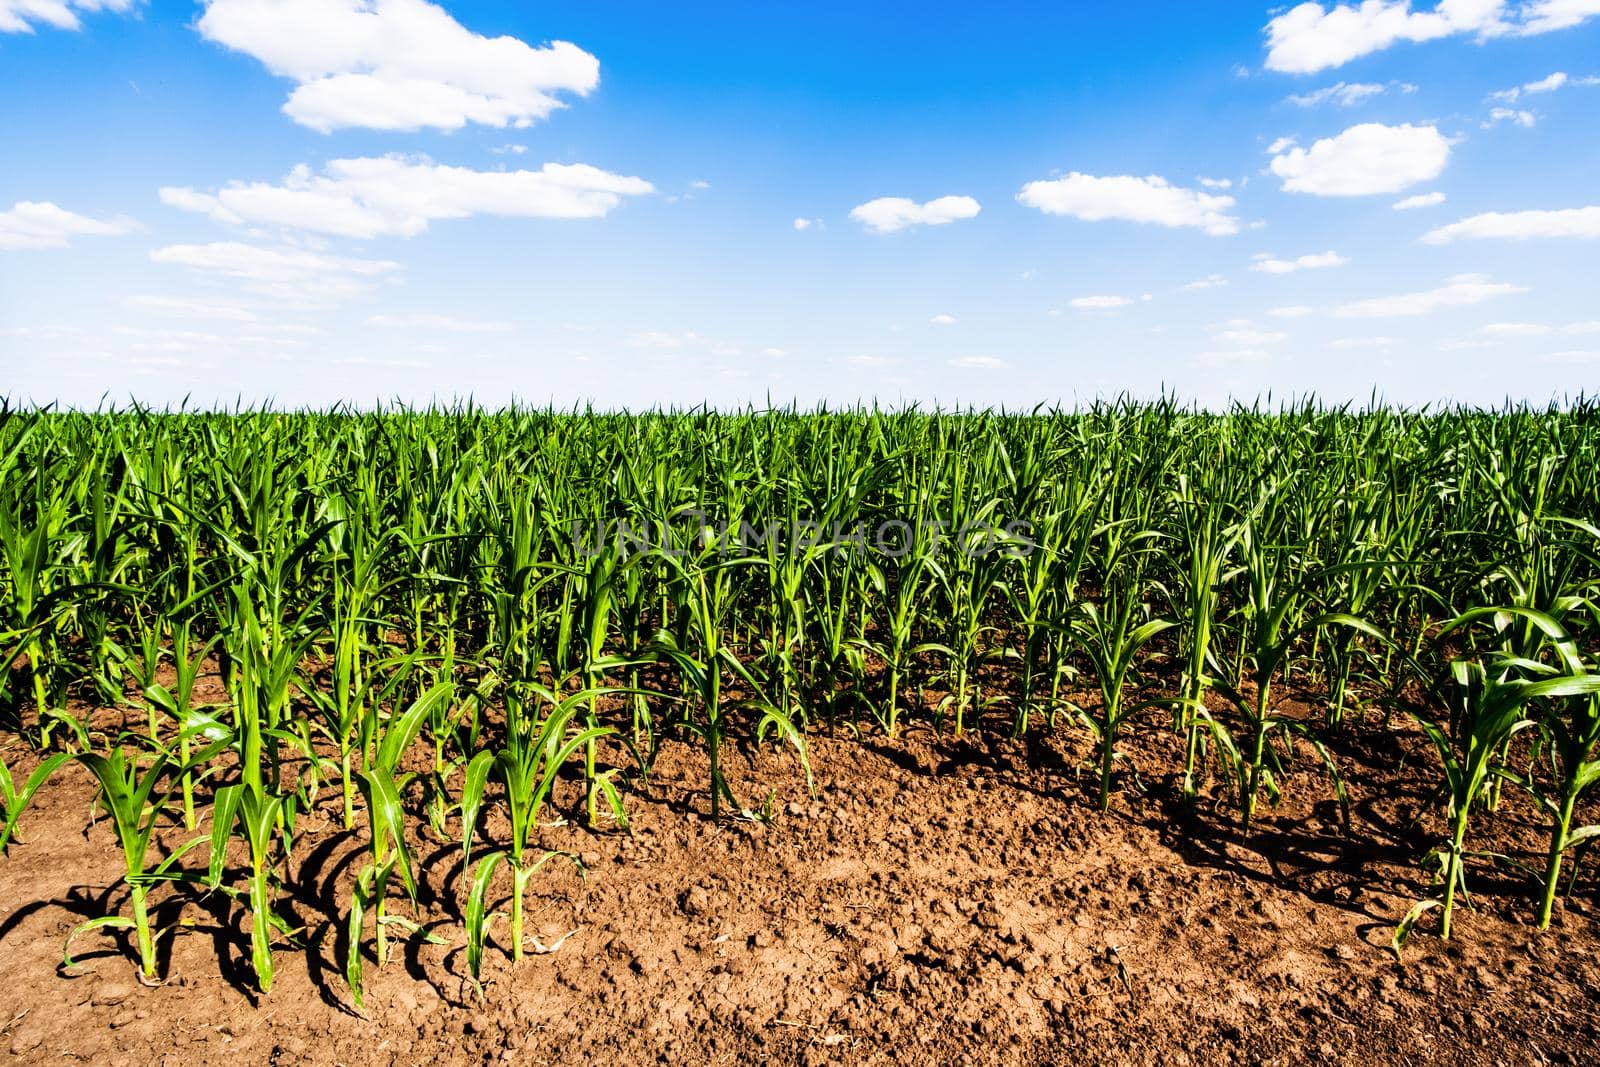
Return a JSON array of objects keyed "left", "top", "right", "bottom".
[{"left": 2, "top": 700, "right": 1600, "bottom": 1066}]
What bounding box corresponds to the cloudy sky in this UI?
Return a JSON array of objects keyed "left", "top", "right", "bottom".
[{"left": 3, "top": 0, "right": 1598, "bottom": 409}]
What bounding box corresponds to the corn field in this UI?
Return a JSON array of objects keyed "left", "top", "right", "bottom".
[{"left": 2, "top": 399, "right": 1599, "bottom": 1000}]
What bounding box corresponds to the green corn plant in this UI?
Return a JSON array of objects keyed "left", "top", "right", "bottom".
[
  {"left": 207, "top": 583, "right": 325, "bottom": 995},
  {"left": 136, "top": 618, "right": 218, "bottom": 830},
  {"left": 1401, "top": 606, "right": 1600, "bottom": 943},
  {"left": 1168, "top": 475, "right": 1245, "bottom": 799},
  {"left": 309, "top": 521, "right": 398, "bottom": 829},
  {"left": 63, "top": 748, "right": 207, "bottom": 982},
  {"left": 1007, "top": 470, "right": 1100, "bottom": 736},
  {"left": 652, "top": 533, "right": 809, "bottom": 816},
  {"left": 1457, "top": 603, "right": 1600, "bottom": 930},
  {"left": 1209, "top": 493, "right": 1384, "bottom": 831},
  {"left": 568, "top": 546, "right": 633, "bottom": 827},
  {"left": 860, "top": 511, "right": 948, "bottom": 740},
  {"left": 0, "top": 474, "right": 93, "bottom": 744},
  {"left": 462, "top": 683, "right": 608, "bottom": 975},
  {"left": 1068, "top": 527, "right": 1175, "bottom": 811},
  {"left": 344, "top": 680, "right": 454, "bottom": 1008},
  {"left": 0, "top": 746, "right": 71, "bottom": 854},
  {"left": 1521, "top": 677, "right": 1600, "bottom": 930}
]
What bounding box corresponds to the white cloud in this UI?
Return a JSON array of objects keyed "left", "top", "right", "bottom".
[
  {"left": 161, "top": 155, "right": 652, "bottom": 239},
  {"left": 367, "top": 313, "right": 513, "bottom": 332},
  {"left": 1262, "top": 1, "right": 1600, "bottom": 75},
  {"left": 1329, "top": 335, "right": 1395, "bottom": 349},
  {"left": 1421, "top": 206, "right": 1600, "bottom": 242},
  {"left": 0, "top": 200, "right": 136, "bottom": 250},
  {"left": 1333, "top": 273, "right": 1526, "bottom": 317},
  {"left": 123, "top": 295, "right": 260, "bottom": 322},
  {"left": 1287, "top": 81, "right": 1390, "bottom": 106},
  {"left": 1194, "top": 349, "right": 1270, "bottom": 368},
  {"left": 1198, "top": 177, "right": 1234, "bottom": 189},
  {"left": 1267, "top": 136, "right": 1299, "bottom": 154},
  {"left": 930, "top": 314, "right": 957, "bottom": 325},
  {"left": 1263, "top": 1, "right": 1507, "bottom": 74},
  {"left": 1270, "top": 123, "right": 1451, "bottom": 196},
  {"left": 1268, "top": 305, "right": 1317, "bottom": 318},
  {"left": 1480, "top": 320, "right": 1600, "bottom": 336},
  {"left": 151, "top": 241, "right": 400, "bottom": 288},
  {"left": 1250, "top": 250, "right": 1349, "bottom": 273},
  {"left": 1069, "top": 295, "right": 1135, "bottom": 310},
  {"left": 947, "top": 355, "right": 1007, "bottom": 369},
  {"left": 1520, "top": 0, "right": 1600, "bottom": 33},
  {"left": 627, "top": 330, "right": 686, "bottom": 350},
  {"left": 196, "top": 0, "right": 599, "bottom": 133},
  {"left": 0, "top": 325, "right": 84, "bottom": 339},
  {"left": 849, "top": 195, "right": 981, "bottom": 234},
  {"left": 0, "top": 0, "right": 133, "bottom": 33},
  {"left": 1480, "top": 321, "right": 1551, "bottom": 336},
  {"left": 149, "top": 240, "right": 403, "bottom": 307},
  {"left": 1182, "top": 274, "right": 1229, "bottom": 290},
  {"left": 1214, "top": 324, "right": 1289, "bottom": 345},
  {"left": 1393, "top": 191, "right": 1447, "bottom": 209},
  {"left": 792, "top": 217, "right": 818, "bottom": 231},
  {"left": 1484, "top": 106, "right": 1537, "bottom": 127},
  {"left": 1017, "top": 173, "right": 1239, "bottom": 236},
  {"left": 337, "top": 355, "right": 432, "bottom": 370},
  {"left": 1490, "top": 70, "right": 1569, "bottom": 100}
]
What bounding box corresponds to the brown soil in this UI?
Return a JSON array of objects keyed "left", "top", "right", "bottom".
[{"left": 2, "top": 713, "right": 1598, "bottom": 1066}]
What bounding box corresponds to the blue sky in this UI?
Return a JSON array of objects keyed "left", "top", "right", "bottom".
[{"left": 2, "top": 0, "right": 1598, "bottom": 410}]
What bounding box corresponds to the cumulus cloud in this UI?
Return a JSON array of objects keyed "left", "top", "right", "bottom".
[
  {"left": 1520, "top": 0, "right": 1600, "bottom": 33},
  {"left": 195, "top": 0, "right": 599, "bottom": 133},
  {"left": 0, "top": 0, "right": 134, "bottom": 33},
  {"left": 1393, "top": 191, "right": 1447, "bottom": 209},
  {"left": 849, "top": 196, "right": 981, "bottom": 234},
  {"left": 930, "top": 314, "right": 957, "bottom": 325},
  {"left": 1270, "top": 123, "right": 1451, "bottom": 196},
  {"left": 1333, "top": 273, "right": 1527, "bottom": 316},
  {"left": 1421, "top": 206, "right": 1600, "bottom": 242},
  {"left": 1263, "top": 1, "right": 1600, "bottom": 75},
  {"left": 1017, "top": 173, "right": 1239, "bottom": 236},
  {"left": 0, "top": 200, "right": 136, "bottom": 250},
  {"left": 161, "top": 155, "right": 652, "bottom": 239},
  {"left": 1250, "top": 250, "right": 1348, "bottom": 273}
]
